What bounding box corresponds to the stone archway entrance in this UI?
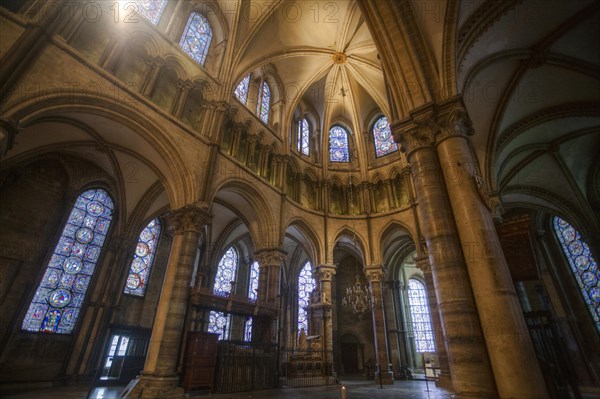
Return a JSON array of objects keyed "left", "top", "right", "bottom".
[{"left": 340, "top": 333, "right": 363, "bottom": 376}]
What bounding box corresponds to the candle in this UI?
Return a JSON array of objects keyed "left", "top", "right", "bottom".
[{"left": 341, "top": 386, "right": 347, "bottom": 399}]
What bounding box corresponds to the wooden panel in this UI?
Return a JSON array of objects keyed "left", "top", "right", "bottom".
[{"left": 182, "top": 332, "right": 219, "bottom": 391}]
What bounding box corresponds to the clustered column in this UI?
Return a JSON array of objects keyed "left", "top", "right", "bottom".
[
  {"left": 365, "top": 265, "right": 394, "bottom": 384},
  {"left": 392, "top": 110, "right": 497, "bottom": 398},
  {"left": 434, "top": 98, "right": 549, "bottom": 398},
  {"left": 128, "top": 203, "right": 211, "bottom": 399}
]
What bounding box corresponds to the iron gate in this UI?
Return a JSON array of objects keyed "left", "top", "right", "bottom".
[{"left": 214, "top": 341, "right": 278, "bottom": 393}]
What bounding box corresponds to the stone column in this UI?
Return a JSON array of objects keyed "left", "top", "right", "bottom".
[
  {"left": 415, "top": 255, "right": 451, "bottom": 389},
  {"left": 126, "top": 203, "right": 211, "bottom": 399},
  {"left": 253, "top": 248, "right": 286, "bottom": 344},
  {"left": 392, "top": 110, "right": 496, "bottom": 398},
  {"left": 365, "top": 266, "right": 394, "bottom": 384},
  {"left": 171, "top": 80, "right": 194, "bottom": 118},
  {"left": 383, "top": 280, "right": 401, "bottom": 372},
  {"left": 140, "top": 57, "right": 164, "bottom": 97},
  {"left": 434, "top": 99, "right": 549, "bottom": 398},
  {"left": 316, "top": 264, "right": 336, "bottom": 375}
]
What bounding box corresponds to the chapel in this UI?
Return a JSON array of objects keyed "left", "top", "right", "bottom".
[{"left": 0, "top": 1, "right": 599, "bottom": 398}]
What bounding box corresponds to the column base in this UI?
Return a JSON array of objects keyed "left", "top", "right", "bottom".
[
  {"left": 121, "top": 373, "right": 183, "bottom": 399},
  {"left": 374, "top": 371, "right": 394, "bottom": 385},
  {"left": 435, "top": 372, "right": 453, "bottom": 390}
]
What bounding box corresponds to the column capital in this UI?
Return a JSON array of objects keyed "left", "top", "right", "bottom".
[
  {"left": 163, "top": 202, "right": 211, "bottom": 236},
  {"left": 414, "top": 255, "right": 431, "bottom": 272},
  {"left": 254, "top": 248, "right": 286, "bottom": 267},
  {"left": 365, "top": 265, "right": 385, "bottom": 283},
  {"left": 316, "top": 264, "right": 336, "bottom": 281}
]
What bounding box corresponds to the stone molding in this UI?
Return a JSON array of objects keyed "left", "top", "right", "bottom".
[{"left": 253, "top": 248, "right": 286, "bottom": 267}]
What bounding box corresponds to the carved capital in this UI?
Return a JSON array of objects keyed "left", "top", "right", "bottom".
[
  {"left": 436, "top": 104, "right": 474, "bottom": 142},
  {"left": 365, "top": 266, "right": 385, "bottom": 284},
  {"left": 414, "top": 255, "right": 431, "bottom": 273},
  {"left": 392, "top": 114, "right": 439, "bottom": 155},
  {"left": 163, "top": 203, "right": 211, "bottom": 236},
  {"left": 254, "top": 248, "right": 286, "bottom": 267},
  {"left": 316, "top": 264, "right": 336, "bottom": 282}
]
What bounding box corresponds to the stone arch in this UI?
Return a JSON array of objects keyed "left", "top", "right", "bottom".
[{"left": 209, "top": 179, "right": 278, "bottom": 248}]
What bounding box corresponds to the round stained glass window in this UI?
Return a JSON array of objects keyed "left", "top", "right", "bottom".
[
  {"left": 46, "top": 270, "right": 60, "bottom": 286},
  {"left": 126, "top": 274, "right": 141, "bottom": 289},
  {"left": 75, "top": 227, "right": 94, "bottom": 244},
  {"left": 582, "top": 271, "right": 596, "bottom": 287},
  {"left": 563, "top": 227, "right": 576, "bottom": 241},
  {"left": 576, "top": 255, "right": 589, "bottom": 270},
  {"left": 87, "top": 201, "right": 104, "bottom": 216},
  {"left": 569, "top": 241, "right": 583, "bottom": 255},
  {"left": 589, "top": 287, "right": 600, "bottom": 302},
  {"left": 131, "top": 258, "right": 146, "bottom": 273},
  {"left": 136, "top": 243, "right": 149, "bottom": 257},
  {"left": 47, "top": 288, "right": 72, "bottom": 308},
  {"left": 63, "top": 257, "right": 83, "bottom": 274}
]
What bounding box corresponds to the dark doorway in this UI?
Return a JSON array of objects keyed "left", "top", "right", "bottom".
[
  {"left": 99, "top": 327, "right": 150, "bottom": 384},
  {"left": 339, "top": 333, "right": 363, "bottom": 376}
]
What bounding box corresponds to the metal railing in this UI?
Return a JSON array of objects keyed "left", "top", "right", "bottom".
[{"left": 279, "top": 349, "right": 336, "bottom": 388}]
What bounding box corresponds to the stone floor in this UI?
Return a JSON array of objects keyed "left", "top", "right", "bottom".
[{"left": 2, "top": 379, "right": 454, "bottom": 399}]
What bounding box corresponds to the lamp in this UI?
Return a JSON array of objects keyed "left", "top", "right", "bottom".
[{"left": 342, "top": 274, "right": 372, "bottom": 320}]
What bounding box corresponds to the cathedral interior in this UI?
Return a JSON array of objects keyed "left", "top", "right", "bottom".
[{"left": 0, "top": 1, "right": 599, "bottom": 398}]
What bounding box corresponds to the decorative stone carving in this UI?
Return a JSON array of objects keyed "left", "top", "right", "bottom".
[
  {"left": 163, "top": 203, "right": 212, "bottom": 236},
  {"left": 317, "top": 265, "right": 336, "bottom": 282},
  {"left": 253, "top": 248, "right": 286, "bottom": 267},
  {"left": 365, "top": 267, "right": 384, "bottom": 284}
]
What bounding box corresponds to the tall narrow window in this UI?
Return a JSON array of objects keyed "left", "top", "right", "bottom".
[
  {"left": 257, "top": 81, "right": 270, "bottom": 124},
  {"left": 213, "top": 246, "right": 238, "bottom": 297},
  {"left": 124, "top": 218, "right": 161, "bottom": 297},
  {"left": 553, "top": 217, "right": 600, "bottom": 331},
  {"left": 22, "top": 189, "right": 114, "bottom": 334},
  {"left": 234, "top": 74, "right": 250, "bottom": 105},
  {"left": 248, "top": 260, "right": 259, "bottom": 302},
  {"left": 297, "top": 118, "right": 310, "bottom": 156},
  {"left": 135, "top": 0, "right": 167, "bottom": 25},
  {"left": 244, "top": 317, "right": 253, "bottom": 342},
  {"left": 373, "top": 116, "right": 398, "bottom": 157},
  {"left": 298, "top": 262, "right": 316, "bottom": 332},
  {"left": 208, "top": 311, "right": 231, "bottom": 340},
  {"left": 329, "top": 125, "right": 350, "bottom": 162},
  {"left": 179, "top": 12, "right": 213, "bottom": 65},
  {"left": 407, "top": 279, "right": 435, "bottom": 352}
]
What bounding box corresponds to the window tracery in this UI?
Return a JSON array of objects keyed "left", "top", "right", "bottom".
[
  {"left": 298, "top": 262, "right": 315, "bottom": 332},
  {"left": 553, "top": 217, "right": 600, "bottom": 331},
  {"left": 407, "top": 278, "right": 435, "bottom": 352},
  {"left": 373, "top": 116, "right": 397, "bottom": 157},
  {"left": 124, "top": 218, "right": 160, "bottom": 297},
  {"left": 298, "top": 118, "right": 310, "bottom": 156},
  {"left": 234, "top": 74, "right": 251, "bottom": 105},
  {"left": 179, "top": 12, "right": 213, "bottom": 65},
  {"left": 329, "top": 125, "right": 350, "bottom": 162},
  {"left": 213, "top": 246, "right": 238, "bottom": 297},
  {"left": 22, "top": 189, "right": 114, "bottom": 334},
  {"left": 257, "top": 81, "right": 270, "bottom": 124},
  {"left": 248, "top": 260, "right": 259, "bottom": 302}
]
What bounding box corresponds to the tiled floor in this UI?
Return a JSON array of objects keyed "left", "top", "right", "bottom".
[{"left": 1, "top": 379, "right": 453, "bottom": 399}]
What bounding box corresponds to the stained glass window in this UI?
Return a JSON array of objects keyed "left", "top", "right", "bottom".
[
  {"left": 248, "top": 261, "right": 259, "bottom": 302},
  {"left": 257, "top": 81, "right": 270, "bottom": 124},
  {"left": 135, "top": 0, "right": 167, "bottom": 25},
  {"left": 329, "top": 125, "right": 350, "bottom": 162},
  {"left": 22, "top": 189, "right": 114, "bottom": 334},
  {"left": 213, "top": 246, "right": 238, "bottom": 297},
  {"left": 179, "top": 12, "right": 213, "bottom": 66},
  {"left": 373, "top": 116, "right": 398, "bottom": 157},
  {"left": 297, "top": 118, "right": 310, "bottom": 156},
  {"left": 553, "top": 217, "right": 600, "bottom": 331},
  {"left": 124, "top": 218, "right": 160, "bottom": 297},
  {"left": 208, "top": 311, "right": 231, "bottom": 340},
  {"left": 407, "top": 279, "right": 435, "bottom": 352},
  {"left": 298, "top": 262, "right": 316, "bottom": 332},
  {"left": 244, "top": 317, "right": 253, "bottom": 342},
  {"left": 235, "top": 74, "right": 250, "bottom": 105}
]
